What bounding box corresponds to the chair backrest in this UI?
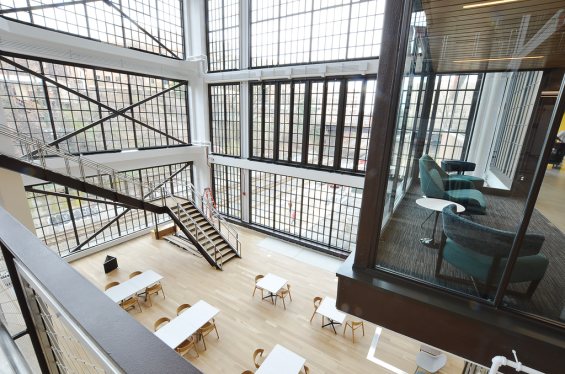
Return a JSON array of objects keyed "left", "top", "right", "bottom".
[
  {"left": 442, "top": 204, "right": 545, "bottom": 257},
  {"left": 351, "top": 321, "right": 363, "bottom": 328},
  {"left": 176, "top": 338, "right": 194, "bottom": 354},
  {"left": 154, "top": 317, "right": 170, "bottom": 331},
  {"left": 314, "top": 297, "right": 322, "bottom": 308},
  {"left": 304, "top": 365, "right": 309, "bottom": 374},
  {"left": 253, "top": 349, "right": 264, "bottom": 368},
  {"left": 129, "top": 271, "right": 142, "bottom": 279},
  {"left": 242, "top": 371, "right": 254, "bottom": 374},
  {"left": 177, "top": 303, "right": 191, "bottom": 316},
  {"left": 419, "top": 155, "right": 447, "bottom": 199},
  {"left": 105, "top": 281, "right": 120, "bottom": 291},
  {"left": 199, "top": 323, "right": 215, "bottom": 333},
  {"left": 255, "top": 275, "right": 264, "bottom": 283}
]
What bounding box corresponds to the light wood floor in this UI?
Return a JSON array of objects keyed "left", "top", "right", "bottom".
[{"left": 70, "top": 225, "right": 465, "bottom": 374}]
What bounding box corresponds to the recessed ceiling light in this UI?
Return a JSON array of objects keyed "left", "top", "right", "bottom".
[
  {"left": 453, "top": 56, "right": 544, "bottom": 63},
  {"left": 463, "top": 0, "right": 520, "bottom": 9}
]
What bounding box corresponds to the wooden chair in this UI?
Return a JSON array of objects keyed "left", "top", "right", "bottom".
[
  {"left": 175, "top": 337, "right": 199, "bottom": 357},
  {"left": 241, "top": 371, "right": 254, "bottom": 374},
  {"left": 343, "top": 320, "right": 365, "bottom": 343},
  {"left": 145, "top": 282, "right": 165, "bottom": 306},
  {"left": 105, "top": 281, "right": 120, "bottom": 291},
  {"left": 154, "top": 317, "right": 170, "bottom": 332},
  {"left": 120, "top": 296, "right": 142, "bottom": 313},
  {"left": 197, "top": 321, "right": 219, "bottom": 350},
  {"left": 129, "top": 271, "right": 142, "bottom": 279},
  {"left": 310, "top": 297, "right": 322, "bottom": 322},
  {"left": 253, "top": 275, "right": 264, "bottom": 297},
  {"left": 303, "top": 365, "right": 310, "bottom": 374},
  {"left": 275, "top": 285, "right": 292, "bottom": 309},
  {"left": 253, "top": 348, "right": 264, "bottom": 368},
  {"left": 177, "top": 303, "right": 191, "bottom": 316}
]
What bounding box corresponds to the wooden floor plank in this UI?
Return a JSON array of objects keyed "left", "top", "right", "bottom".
[{"left": 70, "top": 225, "right": 466, "bottom": 374}]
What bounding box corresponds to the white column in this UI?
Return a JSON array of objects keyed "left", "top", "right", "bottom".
[{"left": 0, "top": 100, "right": 36, "bottom": 234}]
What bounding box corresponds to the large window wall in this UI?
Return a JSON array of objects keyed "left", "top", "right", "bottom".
[
  {"left": 0, "top": 0, "right": 184, "bottom": 59},
  {"left": 0, "top": 54, "right": 190, "bottom": 156},
  {"left": 250, "top": 170, "right": 362, "bottom": 253},
  {"left": 209, "top": 83, "right": 241, "bottom": 156},
  {"left": 27, "top": 162, "right": 192, "bottom": 257},
  {"left": 250, "top": 0, "right": 385, "bottom": 67},
  {"left": 250, "top": 76, "right": 376, "bottom": 173},
  {"left": 212, "top": 164, "right": 242, "bottom": 219},
  {"left": 206, "top": 0, "right": 240, "bottom": 71}
]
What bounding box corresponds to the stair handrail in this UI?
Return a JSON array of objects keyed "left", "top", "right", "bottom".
[
  {"left": 163, "top": 189, "right": 222, "bottom": 268},
  {"left": 0, "top": 125, "right": 176, "bottom": 202},
  {"left": 171, "top": 180, "right": 241, "bottom": 257}
]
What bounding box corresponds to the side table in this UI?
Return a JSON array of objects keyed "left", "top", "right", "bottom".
[{"left": 416, "top": 198, "right": 465, "bottom": 248}]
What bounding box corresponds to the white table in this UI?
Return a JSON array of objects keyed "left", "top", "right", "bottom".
[
  {"left": 315, "top": 297, "right": 346, "bottom": 334},
  {"left": 104, "top": 283, "right": 138, "bottom": 303},
  {"left": 255, "top": 344, "right": 306, "bottom": 374},
  {"left": 256, "top": 273, "right": 287, "bottom": 304},
  {"left": 103, "top": 270, "right": 163, "bottom": 303},
  {"left": 416, "top": 198, "right": 465, "bottom": 249},
  {"left": 155, "top": 300, "right": 220, "bottom": 349}
]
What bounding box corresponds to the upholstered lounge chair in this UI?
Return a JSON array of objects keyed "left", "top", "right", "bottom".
[
  {"left": 436, "top": 204, "right": 549, "bottom": 299},
  {"left": 419, "top": 154, "right": 487, "bottom": 215}
]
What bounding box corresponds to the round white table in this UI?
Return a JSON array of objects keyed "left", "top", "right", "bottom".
[{"left": 416, "top": 198, "right": 465, "bottom": 248}]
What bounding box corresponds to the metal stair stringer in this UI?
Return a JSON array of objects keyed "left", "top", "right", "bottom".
[{"left": 163, "top": 205, "right": 222, "bottom": 270}]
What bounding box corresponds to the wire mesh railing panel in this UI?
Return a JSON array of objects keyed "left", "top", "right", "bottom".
[
  {"left": 0, "top": 253, "right": 41, "bottom": 373},
  {"left": 34, "top": 293, "right": 107, "bottom": 374}
]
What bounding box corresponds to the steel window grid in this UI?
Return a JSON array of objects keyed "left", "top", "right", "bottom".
[
  {"left": 423, "top": 73, "right": 483, "bottom": 165},
  {"left": 205, "top": 0, "right": 240, "bottom": 72},
  {"left": 250, "top": 169, "right": 361, "bottom": 252},
  {"left": 0, "top": 0, "right": 185, "bottom": 59},
  {"left": 249, "top": 75, "right": 376, "bottom": 173},
  {"left": 26, "top": 162, "right": 192, "bottom": 257},
  {"left": 211, "top": 164, "right": 242, "bottom": 219},
  {"left": 209, "top": 83, "right": 241, "bottom": 157},
  {"left": 249, "top": 0, "right": 385, "bottom": 68},
  {"left": 0, "top": 54, "right": 190, "bottom": 156}
]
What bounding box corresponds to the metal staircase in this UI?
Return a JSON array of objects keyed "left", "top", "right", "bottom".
[{"left": 0, "top": 125, "right": 240, "bottom": 270}]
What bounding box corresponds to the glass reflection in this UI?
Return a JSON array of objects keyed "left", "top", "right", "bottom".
[{"left": 375, "top": 0, "right": 565, "bottom": 325}]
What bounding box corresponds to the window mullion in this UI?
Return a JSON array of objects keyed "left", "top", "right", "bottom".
[
  {"left": 301, "top": 81, "right": 312, "bottom": 165},
  {"left": 126, "top": 74, "right": 138, "bottom": 149},
  {"left": 353, "top": 78, "right": 368, "bottom": 172},
  {"left": 274, "top": 82, "right": 281, "bottom": 160},
  {"left": 39, "top": 62, "right": 59, "bottom": 150},
  {"left": 261, "top": 84, "right": 266, "bottom": 158},
  {"left": 288, "top": 81, "right": 295, "bottom": 163},
  {"left": 318, "top": 80, "right": 328, "bottom": 166},
  {"left": 224, "top": 85, "right": 229, "bottom": 153},
  {"left": 333, "top": 78, "right": 347, "bottom": 170}
]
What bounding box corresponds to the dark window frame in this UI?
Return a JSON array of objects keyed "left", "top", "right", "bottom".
[
  {"left": 0, "top": 52, "right": 191, "bottom": 156},
  {"left": 26, "top": 162, "right": 193, "bottom": 257},
  {"left": 205, "top": 0, "right": 240, "bottom": 72},
  {"left": 211, "top": 164, "right": 242, "bottom": 219},
  {"left": 0, "top": 0, "right": 185, "bottom": 60},
  {"left": 248, "top": 75, "right": 377, "bottom": 174},
  {"left": 249, "top": 169, "right": 362, "bottom": 254},
  {"left": 208, "top": 83, "right": 241, "bottom": 157},
  {"left": 249, "top": 0, "right": 385, "bottom": 69}
]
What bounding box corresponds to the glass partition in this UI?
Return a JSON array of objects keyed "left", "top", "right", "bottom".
[{"left": 375, "top": 0, "right": 565, "bottom": 327}]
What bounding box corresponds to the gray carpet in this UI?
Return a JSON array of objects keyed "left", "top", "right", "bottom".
[{"left": 376, "top": 183, "right": 565, "bottom": 323}]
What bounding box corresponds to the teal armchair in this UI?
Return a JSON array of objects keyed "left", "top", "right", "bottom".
[
  {"left": 436, "top": 204, "right": 548, "bottom": 299},
  {"left": 419, "top": 155, "right": 487, "bottom": 215}
]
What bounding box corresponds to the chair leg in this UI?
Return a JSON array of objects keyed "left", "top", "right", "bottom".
[
  {"left": 288, "top": 291, "right": 292, "bottom": 301},
  {"left": 137, "top": 299, "right": 142, "bottom": 313},
  {"left": 253, "top": 286, "right": 257, "bottom": 296},
  {"left": 362, "top": 323, "right": 365, "bottom": 336},
  {"left": 282, "top": 296, "right": 286, "bottom": 310},
  {"left": 161, "top": 287, "right": 165, "bottom": 299},
  {"left": 352, "top": 328, "right": 355, "bottom": 343},
  {"left": 214, "top": 325, "right": 219, "bottom": 339},
  {"left": 194, "top": 343, "right": 199, "bottom": 357},
  {"left": 202, "top": 333, "right": 207, "bottom": 350},
  {"left": 310, "top": 310, "right": 317, "bottom": 323},
  {"left": 526, "top": 279, "right": 541, "bottom": 298},
  {"left": 148, "top": 293, "right": 153, "bottom": 306},
  {"left": 343, "top": 323, "right": 347, "bottom": 336}
]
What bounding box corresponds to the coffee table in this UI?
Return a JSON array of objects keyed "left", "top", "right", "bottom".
[{"left": 416, "top": 198, "right": 464, "bottom": 249}]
